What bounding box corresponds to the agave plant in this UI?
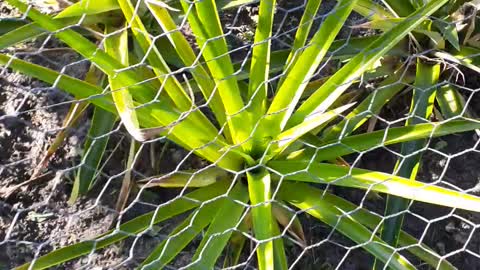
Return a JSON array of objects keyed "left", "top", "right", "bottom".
[{"left": 2, "top": 0, "right": 480, "bottom": 269}]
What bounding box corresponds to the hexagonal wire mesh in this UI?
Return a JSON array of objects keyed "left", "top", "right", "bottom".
[{"left": 1, "top": 0, "right": 480, "bottom": 269}]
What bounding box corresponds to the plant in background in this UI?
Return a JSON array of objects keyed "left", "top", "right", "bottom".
[
  {"left": 349, "top": 1, "right": 480, "bottom": 268},
  {"left": 1, "top": 0, "right": 480, "bottom": 269}
]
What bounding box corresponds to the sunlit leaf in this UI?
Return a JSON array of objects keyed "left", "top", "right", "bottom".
[
  {"left": 270, "top": 160, "right": 480, "bottom": 213},
  {"left": 289, "top": 119, "right": 480, "bottom": 162},
  {"left": 55, "top": 0, "right": 119, "bottom": 18},
  {"left": 265, "top": 0, "right": 357, "bottom": 136},
  {"left": 247, "top": 168, "right": 274, "bottom": 270}
]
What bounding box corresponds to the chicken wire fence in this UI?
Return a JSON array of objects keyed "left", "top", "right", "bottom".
[{"left": 1, "top": 0, "right": 480, "bottom": 269}]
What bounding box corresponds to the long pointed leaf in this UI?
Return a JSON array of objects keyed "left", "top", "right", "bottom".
[
  {"left": 247, "top": 0, "right": 276, "bottom": 117},
  {"left": 265, "top": 0, "right": 357, "bottom": 136},
  {"left": 289, "top": 119, "right": 480, "bottom": 162},
  {"left": 270, "top": 103, "right": 355, "bottom": 158},
  {"left": 69, "top": 107, "right": 117, "bottom": 203},
  {"left": 285, "top": 0, "right": 320, "bottom": 66},
  {"left": 140, "top": 199, "right": 222, "bottom": 269},
  {"left": 0, "top": 18, "right": 29, "bottom": 35},
  {"left": 283, "top": 0, "right": 322, "bottom": 70},
  {"left": 247, "top": 168, "right": 274, "bottom": 270},
  {"left": 104, "top": 24, "right": 148, "bottom": 141},
  {"left": 0, "top": 13, "right": 120, "bottom": 51},
  {"left": 180, "top": 0, "right": 248, "bottom": 145},
  {"left": 272, "top": 219, "right": 288, "bottom": 270},
  {"left": 0, "top": 53, "right": 115, "bottom": 112},
  {"left": 380, "top": 61, "right": 440, "bottom": 253},
  {"left": 235, "top": 35, "right": 407, "bottom": 82},
  {"left": 289, "top": 0, "right": 448, "bottom": 127},
  {"left": 146, "top": 3, "right": 228, "bottom": 136},
  {"left": 322, "top": 70, "right": 413, "bottom": 142},
  {"left": 55, "top": 0, "right": 119, "bottom": 18},
  {"left": 116, "top": 0, "right": 221, "bottom": 139},
  {"left": 269, "top": 161, "right": 480, "bottom": 213},
  {"left": 190, "top": 182, "right": 249, "bottom": 269}
]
